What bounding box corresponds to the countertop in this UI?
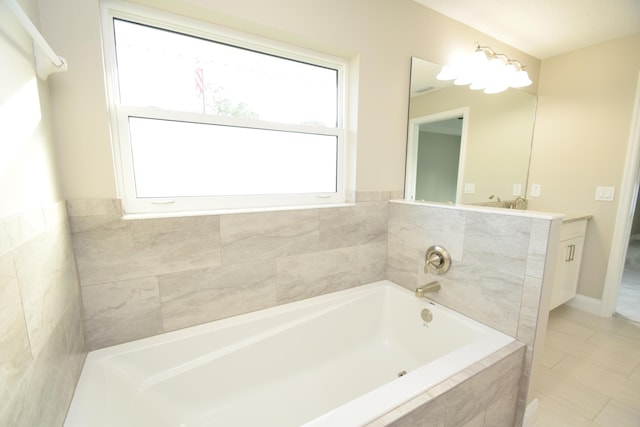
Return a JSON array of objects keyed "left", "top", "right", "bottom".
[{"left": 563, "top": 213, "right": 593, "bottom": 223}]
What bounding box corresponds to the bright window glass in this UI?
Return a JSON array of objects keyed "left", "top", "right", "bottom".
[
  {"left": 102, "top": 6, "right": 347, "bottom": 215},
  {"left": 114, "top": 19, "right": 338, "bottom": 126},
  {"left": 128, "top": 117, "right": 338, "bottom": 197}
]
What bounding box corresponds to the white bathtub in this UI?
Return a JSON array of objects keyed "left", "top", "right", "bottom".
[{"left": 65, "top": 280, "right": 514, "bottom": 427}]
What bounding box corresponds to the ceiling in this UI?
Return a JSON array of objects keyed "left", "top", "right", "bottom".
[{"left": 413, "top": 0, "right": 640, "bottom": 59}]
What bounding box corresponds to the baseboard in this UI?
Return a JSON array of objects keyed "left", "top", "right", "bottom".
[
  {"left": 523, "top": 399, "right": 539, "bottom": 427},
  {"left": 566, "top": 294, "right": 602, "bottom": 315}
]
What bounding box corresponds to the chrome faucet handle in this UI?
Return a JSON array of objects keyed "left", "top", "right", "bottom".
[{"left": 424, "top": 245, "right": 451, "bottom": 274}]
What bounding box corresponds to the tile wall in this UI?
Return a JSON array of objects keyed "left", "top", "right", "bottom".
[
  {"left": 386, "top": 201, "right": 562, "bottom": 424},
  {"left": 370, "top": 341, "right": 526, "bottom": 427},
  {"left": 0, "top": 201, "right": 86, "bottom": 427},
  {"left": 60, "top": 195, "right": 559, "bottom": 426},
  {"left": 68, "top": 193, "right": 396, "bottom": 350}
]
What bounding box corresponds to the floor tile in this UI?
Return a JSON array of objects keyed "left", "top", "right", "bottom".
[
  {"left": 546, "top": 316, "right": 596, "bottom": 341},
  {"left": 544, "top": 330, "right": 639, "bottom": 376},
  {"left": 552, "top": 355, "right": 640, "bottom": 410},
  {"left": 551, "top": 305, "right": 640, "bottom": 343},
  {"left": 537, "top": 394, "right": 599, "bottom": 427},
  {"left": 541, "top": 344, "right": 567, "bottom": 369},
  {"left": 594, "top": 399, "right": 640, "bottom": 427},
  {"left": 536, "top": 366, "right": 609, "bottom": 419},
  {"left": 536, "top": 305, "right": 640, "bottom": 426}
]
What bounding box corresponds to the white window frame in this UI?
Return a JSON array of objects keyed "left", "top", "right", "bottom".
[{"left": 100, "top": 0, "right": 349, "bottom": 216}]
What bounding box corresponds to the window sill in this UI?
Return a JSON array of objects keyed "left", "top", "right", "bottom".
[{"left": 121, "top": 202, "right": 357, "bottom": 220}]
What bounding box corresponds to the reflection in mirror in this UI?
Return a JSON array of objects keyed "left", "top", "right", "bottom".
[{"left": 405, "top": 57, "right": 537, "bottom": 207}]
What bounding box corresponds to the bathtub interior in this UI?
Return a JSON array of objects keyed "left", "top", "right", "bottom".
[{"left": 65, "top": 281, "right": 514, "bottom": 427}]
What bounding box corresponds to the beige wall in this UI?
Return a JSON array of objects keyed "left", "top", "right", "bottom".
[
  {"left": 1, "top": 0, "right": 61, "bottom": 218},
  {"left": 528, "top": 33, "right": 640, "bottom": 300},
  {"left": 39, "top": 0, "right": 539, "bottom": 199}
]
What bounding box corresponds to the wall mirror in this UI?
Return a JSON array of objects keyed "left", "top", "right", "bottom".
[{"left": 405, "top": 57, "right": 538, "bottom": 205}]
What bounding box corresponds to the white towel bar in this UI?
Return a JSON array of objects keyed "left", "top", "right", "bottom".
[{"left": 3, "top": 0, "right": 68, "bottom": 79}]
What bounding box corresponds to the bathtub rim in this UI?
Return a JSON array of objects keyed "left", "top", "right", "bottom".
[{"left": 66, "top": 280, "right": 518, "bottom": 427}]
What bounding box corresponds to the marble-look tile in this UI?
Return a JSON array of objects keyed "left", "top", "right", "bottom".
[
  {"left": 386, "top": 237, "right": 421, "bottom": 290},
  {"left": 356, "top": 190, "right": 398, "bottom": 202},
  {"left": 462, "top": 211, "right": 530, "bottom": 278},
  {"left": 517, "top": 275, "right": 543, "bottom": 345},
  {"left": 383, "top": 394, "right": 446, "bottom": 427},
  {"left": 444, "top": 346, "right": 523, "bottom": 427},
  {"left": 484, "top": 393, "right": 518, "bottom": 427},
  {"left": 2, "top": 207, "right": 47, "bottom": 251},
  {"left": 276, "top": 246, "right": 359, "bottom": 304},
  {"left": 66, "top": 198, "right": 122, "bottom": 217},
  {"left": 0, "top": 253, "right": 32, "bottom": 407},
  {"left": 371, "top": 343, "right": 525, "bottom": 427},
  {"left": 357, "top": 241, "right": 387, "bottom": 284},
  {"left": 516, "top": 345, "right": 534, "bottom": 421},
  {"left": 82, "top": 277, "right": 163, "bottom": 349},
  {"left": 414, "top": 210, "right": 532, "bottom": 336},
  {"left": 13, "top": 225, "right": 79, "bottom": 357},
  {"left": 427, "top": 263, "right": 523, "bottom": 337},
  {"left": 387, "top": 203, "right": 469, "bottom": 292},
  {"left": 388, "top": 203, "right": 466, "bottom": 263},
  {"left": 459, "top": 411, "right": 485, "bottom": 427},
  {"left": 72, "top": 214, "right": 221, "bottom": 286},
  {"left": 0, "top": 315, "right": 78, "bottom": 427},
  {"left": 525, "top": 219, "right": 551, "bottom": 279},
  {"left": 318, "top": 202, "right": 387, "bottom": 250},
  {"left": 60, "top": 297, "right": 87, "bottom": 384},
  {"left": 159, "top": 259, "right": 277, "bottom": 331},
  {"left": 0, "top": 201, "right": 85, "bottom": 427},
  {"left": 319, "top": 206, "right": 360, "bottom": 249},
  {"left": 357, "top": 201, "right": 388, "bottom": 244},
  {"left": 221, "top": 209, "right": 319, "bottom": 264}
]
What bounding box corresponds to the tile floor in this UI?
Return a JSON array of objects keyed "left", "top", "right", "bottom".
[{"left": 536, "top": 304, "right": 640, "bottom": 426}]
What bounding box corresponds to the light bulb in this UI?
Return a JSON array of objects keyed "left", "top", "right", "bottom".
[
  {"left": 510, "top": 70, "right": 532, "bottom": 88},
  {"left": 436, "top": 65, "right": 457, "bottom": 81},
  {"left": 484, "top": 83, "right": 508, "bottom": 94}
]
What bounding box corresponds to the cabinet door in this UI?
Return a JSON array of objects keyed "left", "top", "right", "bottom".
[{"left": 550, "top": 235, "right": 585, "bottom": 309}]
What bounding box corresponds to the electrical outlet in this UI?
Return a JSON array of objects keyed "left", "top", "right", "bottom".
[
  {"left": 512, "top": 184, "right": 522, "bottom": 196},
  {"left": 464, "top": 183, "right": 475, "bottom": 194},
  {"left": 530, "top": 184, "right": 541, "bottom": 197}
]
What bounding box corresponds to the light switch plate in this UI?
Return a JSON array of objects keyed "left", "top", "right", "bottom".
[
  {"left": 530, "top": 184, "right": 541, "bottom": 197},
  {"left": 464, "top": 183, "right": 475, "bottom": 194},
  {"left": 595, "top": 186, "right": 615, "bottom": 201}
]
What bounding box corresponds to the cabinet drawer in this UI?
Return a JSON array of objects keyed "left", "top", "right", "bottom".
[{"left": 560, "top": 219, "right": 587, "bottom": 240}]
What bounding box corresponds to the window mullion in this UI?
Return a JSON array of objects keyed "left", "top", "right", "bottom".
[{"left": 118, "top": 105, "right": 341, "bottom": 137}]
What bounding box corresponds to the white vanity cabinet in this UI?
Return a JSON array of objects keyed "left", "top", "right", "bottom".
[{"left": 549, "top": 217, "right": 589, "bottom": 310}]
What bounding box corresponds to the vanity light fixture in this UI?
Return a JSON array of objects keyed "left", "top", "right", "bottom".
[{"left": 436, "top": 42, "right": 532, "bottom": 94}]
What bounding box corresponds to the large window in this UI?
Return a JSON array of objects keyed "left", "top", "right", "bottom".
[{"left": 101, "top": 3, "right": 348, "bottom": 215}]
